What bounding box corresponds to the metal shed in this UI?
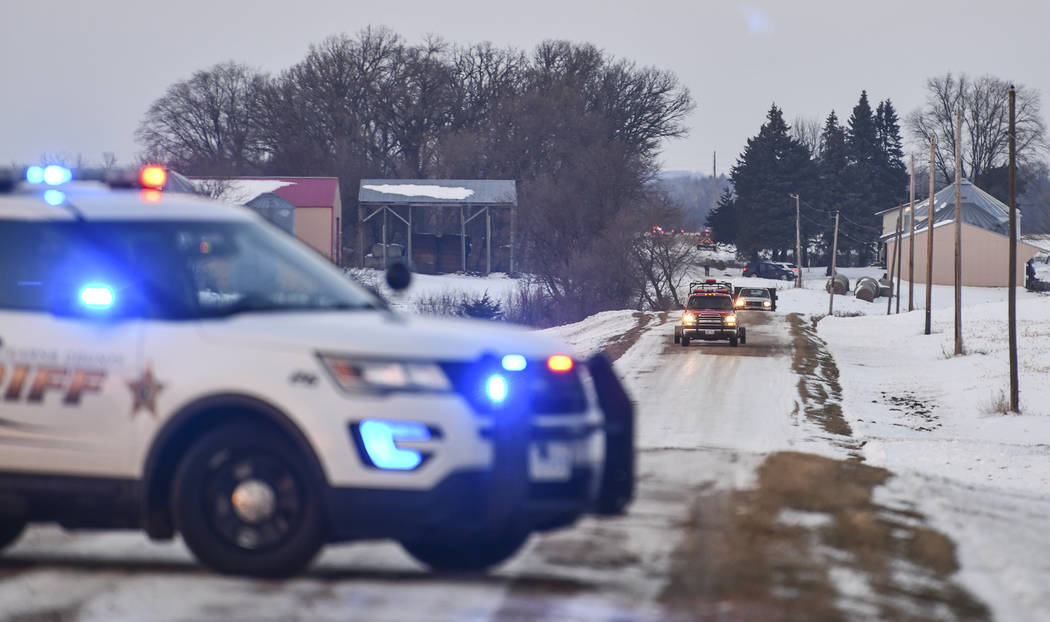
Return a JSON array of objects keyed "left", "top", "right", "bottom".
[{"left": 357, "top": 180, "right": 517, "bottom": 274}]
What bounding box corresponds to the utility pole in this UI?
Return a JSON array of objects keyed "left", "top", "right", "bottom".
[
  {"left": 887, "top": 214, "right": 901, "bottom": 315},
  {"left": 925, "top": 138, "right": 936, "bottom": 335},
  {"left": 953, "top": 111, "right": 964, "bottom": 356},
  {"left": 1008, "top": 86, "right": 1019, "bottom": 411},
  {"left": 894, "top": 194, "right": 905, "bottom": 314},
  {"left": 828, "top": 210, "right": 840, "bottom": 316},
  {"left": 791, "top": 193, "right": 802, "bottom": 288},
  {"left": 908, "top": 154, "right": 916, "bottom": 311}
]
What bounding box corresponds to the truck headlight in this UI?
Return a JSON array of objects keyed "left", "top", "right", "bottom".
[
  {"left": 735, "top": 298, "right": 745, "bottom": 307},
  {"left": 724, "top": 314, "right": 737, "bottom": 326},
  {"left": 319, "top": 355, "right": 451, "bottom": 393},
  {"left": 682, "top": 312, "right": 696, "bottom": 325},
  {"left": 763, "top": 300, "right": 771, "bottom": 307}
]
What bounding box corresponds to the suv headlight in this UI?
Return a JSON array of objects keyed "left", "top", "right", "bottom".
[{"left": 319, "top": 355, "right": 451, "bottom": 393}]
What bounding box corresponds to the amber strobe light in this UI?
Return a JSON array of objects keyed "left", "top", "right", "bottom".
[
  {"left": 547, "top": 355, "right": 574, "bottom": 373},
  {"left": 139, "top": 165, "right": 167, "bottom": 189}
]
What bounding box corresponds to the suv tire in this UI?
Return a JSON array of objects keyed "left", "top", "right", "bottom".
[
  {"left": 0, "top": 520, "right": 26, "bottom": 552},
  {"left": 402, "top": 527, "right": 529, "bottom": 572},
  {"left": 171, "top": 422, "right": 325, "bottom": 577}
]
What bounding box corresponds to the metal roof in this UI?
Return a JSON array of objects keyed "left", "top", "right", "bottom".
[
  {"left": 358, "top": 179, "right": 516, "bottom": 205},
  {"left": 884, "top": 180, "right": 1013, "bottom": 236},
  {"left": 188, "top": 177, "right": 339, "bottom": 208}
]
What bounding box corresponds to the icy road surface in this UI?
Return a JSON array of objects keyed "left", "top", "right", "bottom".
[{"left": 0, "top": 311, "right": 1022, "bottom": 621}]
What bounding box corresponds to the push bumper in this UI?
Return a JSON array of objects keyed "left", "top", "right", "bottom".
[{"left": 323, "top": 353, "right": 634, "bottom": 542}]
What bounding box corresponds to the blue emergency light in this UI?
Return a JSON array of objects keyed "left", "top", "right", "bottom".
[
  {"left": 485, "top": 374, "right": 508, "bottom": 403},
  {"left": 501, "top": 354, "right": 527, "bottom": 371},
  {"left": 43, "top": 190, "right": 65, "bottom": 206},
  {"left": 26, "top": 165, "right": 73, "bottom": 186},
  {"left": 79, "top": 284, "right": 114, "bottom": 309},
  {"left": 358, "top": 419, "right": 431, "bottom": 470}
]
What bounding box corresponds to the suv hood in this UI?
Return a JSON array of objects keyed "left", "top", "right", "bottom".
[{"left": 196, "top": 311, "right": 572, "bottom": 361}]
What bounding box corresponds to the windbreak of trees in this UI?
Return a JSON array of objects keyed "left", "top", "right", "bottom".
[
  {"left": 708, "top": 73, "right": 1049, "bottom": 266},
  {"left": 137, "top": 28, "right": 694, "bottom": 325},
  {"left": 708, "top": 92, "right": 907, "bottom": 266}
]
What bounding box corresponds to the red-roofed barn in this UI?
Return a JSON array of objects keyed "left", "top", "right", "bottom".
[{"left": 190, "top": 177, "right": 342, "bottom": 263}]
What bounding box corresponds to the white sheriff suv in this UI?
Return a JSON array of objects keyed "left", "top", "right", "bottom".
[{"left": 0, "top": 166, "right": 634, "bottom": 576}]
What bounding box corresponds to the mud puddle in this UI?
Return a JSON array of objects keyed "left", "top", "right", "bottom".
[
  {"left": 788, "top": 314, "right": 862, "bottom": 458},
  {"left": 661, "top": 451, "right": 990, "bottom": 621}
]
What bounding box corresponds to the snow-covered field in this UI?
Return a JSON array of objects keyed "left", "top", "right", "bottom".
[
  {"left": 818, "top": 286, "right": 1050, "bottom": 621},
  {"left": 3, "top": 264, "right": 1048, "bottom": 620},
  {"left": 347, "top": 268, "right": 522, "bottom": 314}
]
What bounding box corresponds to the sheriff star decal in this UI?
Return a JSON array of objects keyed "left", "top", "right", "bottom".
[{"left": 127, "top": 365, "right": 165, "bottom": 418}]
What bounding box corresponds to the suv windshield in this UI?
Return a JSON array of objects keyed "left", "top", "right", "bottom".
[
  {"left": 0, "top": 219, "right": 382, "bottom": 319},
  {"left": 687, "top": 295, "right": 733, "bottom": 310}
]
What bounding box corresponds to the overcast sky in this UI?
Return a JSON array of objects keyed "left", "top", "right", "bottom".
[{"left": 2, "top": 0, "right": 1047, "bottom": 174}]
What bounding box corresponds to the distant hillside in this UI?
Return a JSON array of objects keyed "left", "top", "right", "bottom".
[{"left": 654, "top": 171, "right": 732, "bottom": 229}]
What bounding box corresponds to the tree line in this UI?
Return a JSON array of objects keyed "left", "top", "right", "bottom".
[
  {"left": 137, "top": 27, "right": 694, "bottom": 324},
  {"left": 708, "top": 74, "right": 1048, "bottom": 266}
]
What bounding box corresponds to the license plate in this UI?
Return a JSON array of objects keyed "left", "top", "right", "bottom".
[
  {"left": 529, "top": 441, "right": 574, "bottom": 481},
  {"left": 704, "top": 330, "right": 715, "bottom": 336}
]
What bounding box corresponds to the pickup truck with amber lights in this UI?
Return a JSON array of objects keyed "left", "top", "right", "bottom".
[
  {"left": 0, "top": 164, "right": 634, "bottom": 577},
  {"left": 673, "top": 280, "right": 746, "bottom": 347}
]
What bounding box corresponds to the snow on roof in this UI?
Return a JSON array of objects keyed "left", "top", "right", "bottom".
[
  {"left": 358, "top": 179, "right": 516, "bottom": 205},
  {"left": 187, "top": 177, "right": 339, "bottom": 208},
  {"left": 216, "top": 180, "right": 295, "bottom": 204},
  {"left": 362, "top": 183, "right": 474, "bottom": 200},
  {"left": 883, "top": 180, "right": 1014, "bottom": 237}
]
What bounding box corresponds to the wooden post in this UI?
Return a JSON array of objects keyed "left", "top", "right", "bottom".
[
  {"left": 407, "top": 206, "right": 413, "bottom": 270},
  {"left": 510, "top": 203, "right": 516, "bottom": 275},
  {"left": 460, "top": 206, "right": 466, "bottom": 273},
  {"left": 357, "top": 203, "right": 364, "bottom": 268},
  {"left": 828, "top": 210, "right": 839, "bottom": 316},
  {"left": 792, "top": 193, "right": 803, "bottom": 288},
  {"left": 893, "top": 192, "right": 905, "bottom": 314},
  {"left": 1008, "top": 86, "right": 1019, "bottom": 411},
  {"left": 925, "top": 138, "right": 936, "bottom": 335},
  {"left": 954, "top": 112, "right": 963, "bottom": 356},
  {"left": 382, "top": 207, "right": 388, "bottom": 270},
  {"left": 908, "top": 154, "right": 916, "bottom": 311},
  {"left": 485, "top": 207, "right": 492, "bottom": 275},
  {"left": 887, "top": 214, "right": 901, "bottom": 315}
]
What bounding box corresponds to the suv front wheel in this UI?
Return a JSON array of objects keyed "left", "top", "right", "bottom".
[
  {"left": 171, "top": 421, "right": 326, "bottom": 577},
  {"left": 402, "top": 526, "right": 529, "bottom": 573},
  {"left": 0, "top": 520, "right": 26, "bottom": 552}
]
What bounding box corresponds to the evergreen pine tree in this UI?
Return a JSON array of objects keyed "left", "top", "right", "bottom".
[
  {"left": 843, "top": 91, "right": 883, "bottom": 265},
  {"left": 874, "top": 99, "right": 909, "bottom": 213},
  {"left": 705, "top": 188, "right": 738, "bottom": 243},
  {"left": 730, "top": 104, "right": 817, "bottom": 258},
  {"left": 817, "top": 111, "right": 849, "bottom": 259}
]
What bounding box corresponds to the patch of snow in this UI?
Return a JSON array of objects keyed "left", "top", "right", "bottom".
[
  {"left": 775, "top": 508, "right": 834, "bottom": 529},
  {"left": 213, "top": 179, "right": 296, "bottom": 204},
  {"left": 362, "top": 184, "right": 474, "bottom": 200},
  {"left": 818, "top": 286, "right": 1050, "bottom": 622}
]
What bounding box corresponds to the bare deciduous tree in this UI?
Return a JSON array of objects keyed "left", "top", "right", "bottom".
[
  {"left": 137, "top": 61, "right": 268, "bottom": 175},
  {"left": 907, "top": 73, "right": 1047, "bottom": 185},
  {"left": 791, "top": 115, "right": 821, "bottom": 155}
]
